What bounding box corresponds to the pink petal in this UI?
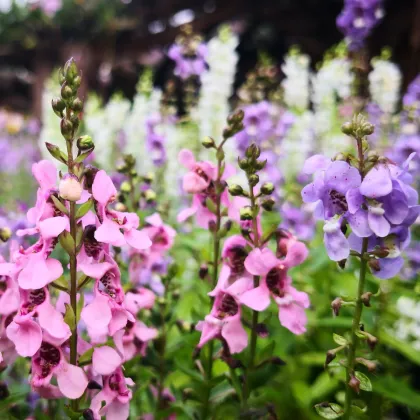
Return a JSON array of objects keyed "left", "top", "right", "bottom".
[
  {"left": 106, "top": 400, "right": 130, "bottom": 420},
  {"left": 95, "top": 218, "right": 125, "bottom": 246},
  {"left": 39, "top": 216, "right": 69, "bottom": 239},
  {"left": 32, "top": 160, "right": 57, "bottom": 190},
  {"left": 284, "top": 241, "right": 308, "bottom": 267},
  {"left": 288, "top": 286, "right": 310, "bottom": 309},
  {"left": 38, "top": 301, "right": 71, "bottom": 341},
  {"left": 134, "top": 323, "right": 158, "bottom": 341},
  {"left": 56, "top": 362, "right": 88, "bottom": 399},
  {"left": 178, "top": 149, "right": 196, "bottom": 170},
  {"left": 109, "top": 308, "right": 128, "bottom": 336},
  {"left": 81, "top": 294, "right": 112, "bottom": 337},
  {"left": 0, "top": 287, "right": 20, "bottom": 315},
  {"left": 221, "top": 316, "right": 248, "bottom": 354},
  {"left": 177, "top": 206, "right": 197, "bottom": 223},
  {"left": 239, "top": 284, "right": 271, "bottom": 311},
  {"left": 182, "top": 172, "right": 209, "bottom": 194},
  {"left": 92, "top": 346, "right": 122, "bottom": 376},
  {"left": 18, "top": 256, "right": 54, "bottom": 290},
  {"left": 92, "top": 170, "right": 117, "bottom": 204},
  {"left": 197, "top": 321, "right": 219, "bottom": 348},
  {"left": 124, "top": 229, "right": 152, "bottom": 250},
  {"left": 6, "top": 319, "right": 42, "bottom": 357},
  {"left": 278, "top": 303, "right": 307, "bottom": 335},
  {"left": 145, "top": 213, "right": 163, "bottom": 227},
  {"left": 244, "top": 248, "right": 278, "bottom": 276},
  {"left": 79, "top": 262, "right": 113, "bottom": 279}
]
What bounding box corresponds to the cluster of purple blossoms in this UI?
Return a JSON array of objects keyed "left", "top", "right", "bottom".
[
  {"left": 337, "top": 0, "right": 385, "bottom": 51},
  {"left": 145, "top": 114, "right": 167, "bottom": 167},
  {"left": 302, "top": 149, "right": 419, "bottom": 279}
]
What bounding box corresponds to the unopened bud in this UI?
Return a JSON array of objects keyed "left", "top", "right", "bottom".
[
  {"left": 72, "top": 98, "right": 83, "bottom": 113},
  {"left": 208, "top": 220, "right": 217, "bottom": 231},
  {"left": 51, "top": 97, "right": 66, "bottom": 116},
  {"left": 0, "top": 227, "right": 12, "bottom": 243},
  {"left": 240, "top": 206, "right": 253, "bottom": 221},
  {"left": 72, "top": 75, "right": 82, "bottom": 90},
  {"left": 331, "top": 297, "right": 342, "bottom": 316},
  {"left": 223, "top": 220, "right": 232, "bottom": 232},
  {"left": 64, "top": 58, "right": 78, "bottom": 83},
  {"left": 361, "top": 122, "right": 375, "bottom": 135},
  {"left": 114, "top": 202, "right": 127, "bottom": 212},
  {"left": 356, "top": 357, "right": 377, "bottom": 372},
  {"left": 237, "top": 158, "right": 249, "bottom": 171},
  {"left": 260, "top": 182, "right": 274, "bottom": 195},
  {"left": 254, "top": 159, "right": 267, "bottom": 171},
  {"left": 199, "top": 264, "right": 209, "bottom": 279},
  {"left": 228, "top": 184, "right": 244, "bottom": 196},
  {"left": 325, "top": 350, "right": 337, "bottom": 366},
  {"left": 246, "top": 143, "right": 260, "bottom": 159},
  {"left": 59, "top": 174, "right": 83, "bottom": 201},
  {"left": 368, "top": 259, "right": 380, "bottom": 272},
  {"left": 341, "top": 121, "right": 353, "bottom": 135},
  {"left": 77, "top": 135, "right": 93, "bottom": 151},
  {"left": 361, "top": 292, "right": 372, "bottom": 307},
  {"left": 144, "top": 189, "right": 156, "bottom": 203},
  {"left": 338, "top": 259, "right": 347, "bottom": 270},
  {"left": 60, "top": 118, "right": 73, "bottom": 140},
  {"left": 333, "top": 152, "right": 347, "bottom": 161},
  {"left": 373, "top": 247, "right": 389, "bottom": 258},
  {"left": 367, "top": 334, "right": 378, "bottom": 351},
  {"left": 367, "top": 150, "right": 379, "bottom": 162},
  {"left": 120, "top": 181, "right": 131, "bottom": 193},
  {"left": 61, "top": 83, "right": 73, "bottom": 101},
  {"left": 261, "top": 197, "right": 275, "bottom": 211},
  {"left": 349, "top": 375, "right": 360, "bottom": 394},
  {"left": 248, "top": 174, "right": 259, "bottom": 187},
  {"left": 202, "top": 136, "right": 216, "bottom": 149}
]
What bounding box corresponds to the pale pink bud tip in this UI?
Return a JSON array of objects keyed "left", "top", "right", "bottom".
[{"left": 59, "top": 174, "right": 83, "bottom": 202}]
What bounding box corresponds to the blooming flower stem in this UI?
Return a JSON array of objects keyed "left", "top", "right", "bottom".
[{"left": 344, "top": 237, "right": 368, "bottom": 419}]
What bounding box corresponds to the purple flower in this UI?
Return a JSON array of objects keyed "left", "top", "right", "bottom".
[
  {"left": 280, "top": 202, "right": 316, "bottom": 241},
  {"left": 337, "top": 0, "right": 385, "bottom": 51},
  {"left": 146, "top": 114, "right": 167, "bottom": 167},
  {"left": 168, "top": 43, "right": 208, "bottom": 80},
  {"left": 403, "top": 74, "right": 420, "bottom": 117}
]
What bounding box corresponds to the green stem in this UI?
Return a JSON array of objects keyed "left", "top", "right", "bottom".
[
  {"left": 201, "top": 149, "right": 223, "bottom": 419},
  {"left": 156, "top": 291, "right": 168, "bottom": 412},
  {"left": 344, "top": 237, "right": 369, "bottom": 419},
  {"left": 242, "top": 180, "right": 261, "bottom": 405}
]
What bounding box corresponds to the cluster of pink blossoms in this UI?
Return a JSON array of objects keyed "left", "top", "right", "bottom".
[
  {"left": 177, "top": 147, "right": 310, "bottom": 356},
  {"left": 0, "top": 158, "right": 163, "bottom": 418}
]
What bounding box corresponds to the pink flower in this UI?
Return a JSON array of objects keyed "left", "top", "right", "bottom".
[
  {"left": 6, "top": 287, "right": 71, "bottom": 357},
  {"left": 91, "top": 170, "right": 152, "bottom": 250},
  {"left": 178, "top": 149, "right": 217, "bottom": 194},
  {"left": 144, "top": 213, "right": 176, "bottom": 252},
  {"left": 92, "top": 346, "right": 122, "bottom": 376},
  {"left": 31, "top": 341, "right": 88, "bottom": 399},
  {"left": 81, "top": 255, "right": 134, "bottom": 341},
  {"left": 90, "top": 367, "right": 134, "bottom": 420},
  {"left": 239, "top": 241, "right": 310, "bottom": 335},
  {"left": 197, "top": 282, "right": 250, "bottom": 354},
  {"left": 124, "top": 288, "right": 156, "bottom": 315}
]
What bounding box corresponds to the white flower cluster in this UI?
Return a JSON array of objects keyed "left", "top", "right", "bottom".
[
  {"left": 196, "top": 26, "right": 239, "bottom": 142},
  {"left": 369, "top": 59, "right": 402, "bottom": 114},
  {"left": 392, "top": 296, "right": 420, "bottom": 350},
  {"left": 281, "top": 52, "right": 310, "bottom": 112}
]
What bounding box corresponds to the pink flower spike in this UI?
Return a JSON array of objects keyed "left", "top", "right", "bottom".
[{"left": 92, "top": 346, "right": 122, "bottom": 376}]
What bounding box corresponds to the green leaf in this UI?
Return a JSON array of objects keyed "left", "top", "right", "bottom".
[
  {"left": 76, "top": 293, "right": 84, "bottom": 322},
  {"left": 333, "top": 333, "right": 347, "bottom": 346},
  {"left": 0, "top": 393, "right": 27, "bottom": 414},
  {"left": 174, "top": 359, "right": 203, "bottom": 382},
  {"left": 379, "top": 330, "right": 420, "bottom": 365},
  {"left": 50, "top": 195, "right": 69, "bottom": 215},
  {"left": 64, "top": 303, "right": 76, "bottom": 331},
  {"left": 205, "top": 197, "right": 217, "bottom": 215},
  {"left": 256, "top": 341, "right": 275, "bottom": 365},
  {"left": 59, "top": 231, "right": 75, "bottom": 255},
  {"left": 78, "top": 347, "right": 94, "bottom": 366},
  {"left": 354, "top": 371, "right": 372, "bottom": 392},
  {"left": 45, "top": 142, "right": 68, "bottom": 164},
  {"left": 308, "top": 317, "right": 353, "bottom": 328},
  {"left": 75, "top": 147, "right": 94, "bottom": 163},
  {"left": 52, "top": 275, "right": 69, "bottom": 290},
  {"left": 314, "top": 402, "right": 344, "bottom": 419},
  {"left": 63, "top": 404, "right": 82, "bottom": 419},
  {"left": 76, "top": 198, "right": 93, "bottom": 219},
  {"left": 209, "top": 381, "right": 235, "bottom": 405}
]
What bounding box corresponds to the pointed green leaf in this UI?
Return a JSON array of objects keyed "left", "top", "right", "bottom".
[
  {"left": 64, "top": 303, "right": 76, "bottom": 331},
  {"left": 205, "top": 197, "right": 217, "bottom": 215},
  {"left": 354, "top": 371, "right": 372, "bottom": 392},
  {"left": 333, "top": 334, "right": 348, "bottom": 346},
  {"left": 59, "top": 231, "right": 75, "bottom": 255},
  {"left": 76, "top": 198, "right": 93, "bottom": 219},
  {"left": 75, "top": 147, "right": 95, "bottom": 163},
  {"left": 78, "top": 347, "right": 94, "bottom": 366},
  {"left": 76, "top": 293, "right": 84, "bottom": 322}
]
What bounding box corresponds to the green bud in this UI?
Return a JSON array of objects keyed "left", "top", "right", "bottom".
[
  {"left": 60, "top": 118, "right": 73, "bottom": 140},
  {"left": 45, "top": 142, "right": 67, "bottom": 164},
  {"left": 333, "top": 152, "right": 347, "bottom": 161},
  {"left": 143, "top": 173, "right": 154, "bottom": 183},
  {"left": 72, "top": 98, "right": 83, "bottom": 113},
  {"left": 361, "top": 122, "right": 375, "bottom": 135},
  {"left": 237, "top": 158, "right": 249, "bottom": 171},
  {"left": 202, "top": 136, "right": 216, "bottom": 149},
  {"left": 120, "top": 181, "right": 132, "bottom": 193},
  {"left": 0, "top": 227, "right": 12, "bottom": 243},
  {"left": 72, "top": 76, "right": 82, "bottom": 90},
  {"left": 130, "top": 169, "right": 138, "bottom": 178},
  {"left": 341, "top": 121, "right": 353, "bottom": 135},
  {"left": 223, "top": 127, "right": 233, "bottom": 139},
  {"left": 61, "top": 83, "right": 73, "bottom": 101},
  {"left": 254, "top": 159, "right": 267, "bottom": 171},
  {"left": 248, "top": 174, "right": 259, "bottom": 187},
  {"left": 70, "top": 113, "right": 80, "bottom": 131},
  {"left": 261, "top": 197, "right": 275, "bottom": 211},
  {"left": 246, "top": 143, "right": 261, "bottom": 159},
  {"left": 144, "top": 189, "right": 157, "bottom": 203},
  {"left": 77, "top": 135, "right": 94, "bottom": 151},
  {"left": 240, "top": 206, "right": 253, "bottom": 221},
  {"left": 51, "top": 98, "right": 66, "bottom": 117},
  {"left": 58, "top": 68, "right": 66, "bottom": 85},
  {"left": 260, "top": 182, "right": 274, "bottom": 195},
  {"left": 64, "top": 57, "right": 78, "bottom": 83},
  {"left": 115, "top": 202, "right": 127, "bottom": 212},
  {"left": 228, "top": 184, "right": 244, "bottom": 196}
]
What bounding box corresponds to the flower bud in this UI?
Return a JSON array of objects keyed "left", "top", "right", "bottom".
[
  {"left": 72, "top": 98, "right": 83, "bottom": 113},
  {"left": 361, "top": 122, "right": 375, "bottom": 135},
  {"left": 72, "top": 75, "right": 82, "bottom": 90},
  {"left": 237, "top": 158, "right": 249, "bottom": 171},
  {"left": 240, "top": 206, "right": 253, "bottom": 221},
  {"left": 331, "top": 297, "right": 342, "bottom": 316},
  {"left": 202, "top": 136, "right": 216, "bottom": 149},
  {"left": 70, "top": 113, "right": 80, "bottom": 131},
  {"left": 115, "top": 202, "right": 127, "bottom": 212},
  {"left": 246, "top": 143, "right": 260, "bottom": 159},
  {"left": 59, "top": 174, "right": 83, "bottom": 202},
  {"left": 368, "top": 259, "right": 380, "bottom": 273},
  {"left": 349, "top": 375, "right": 360, "bottom": 394},
  {"left": 256, "top": 323, "right": 269, "bottom": 338},
  {"left": 367, "top": 333, "right": 378, "bottom": 351},
  {"left": 254, "top": 159, "right": 267, "bottom": 171},
  {"left": 144, "top": 189, "right": 156, "bottom": 203},
  {"left": 120, "top": 181, "right": 132, "bottom": 193},
  {"left": 0, "top": 227, "right": 12, "bottom": 243},
  {"left": 60, "top": 118, "right": 73, "bottom": 140},
  {"left": 341, "top": 121, "right": 353, "bottom": 135},
  {"left": 333, "top": 152, "right": 347, "bottom": 161},
  {"left": 223, "top": 220, "right": 232, "bottom": 232},
  {"left": 64, "top": 58, "right": 78, "bottom": 83},
  {"left": 228, "top": 184, "right": 244, "bottom": 196},
  {"left": 261, "top": 197, "right": 275, "bottom": 211},
  {"left": 361, "top": 292, "right": 372, "bottom": 307},
  {"left": 260, "top": 182, "right": 274, "bottom": 195},
  {"left": 61, "top": 83, "right": 73, "bottom": 101},
  {"left": 325, "top": 350, "right": 336, "bottom": 366},
  {"left": 77, "top": 135, "right": 94, "bottom": 151},
  {"left": 248, "top": 174, "right": 259, "bottom": 187},
  {"left": 52, "top": 97, "right": 66, "bottom": 116},
  {"left": 199, "top": 264, "right": 209, "bottom": 279},
  {"left": 208, "top": 220, "right": 217, "bottom": 232}
]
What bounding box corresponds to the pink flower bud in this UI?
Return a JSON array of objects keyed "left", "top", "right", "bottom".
[{"left": 59, "top": 174, "right": 83, "bottom": 201}]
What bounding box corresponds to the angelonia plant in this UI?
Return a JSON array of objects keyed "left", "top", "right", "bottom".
[
  {"left": 178, "top": 110, "right": 310, "bottom": 417},
  {"left": 302, "top": 114, "right": 419, "bottom": 419},
  {"left": 0, "top": 58, "right": 156, "bottom": 419}
]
